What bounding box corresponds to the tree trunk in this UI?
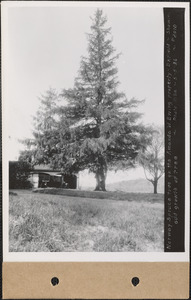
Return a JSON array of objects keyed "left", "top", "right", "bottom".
[
  {"left": 94, "top": 168, "right": 106, "bottom": 191},
  {"left": 153, "top": 180, "right": 157, "bottom": 194}
]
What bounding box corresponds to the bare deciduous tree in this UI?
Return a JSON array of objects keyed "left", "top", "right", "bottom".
[{"left": 139, "top": 126, "right": 164, "bottom": 194}]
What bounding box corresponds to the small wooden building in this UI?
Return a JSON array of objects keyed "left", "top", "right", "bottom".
[{"left": 30, "top": 165, "right": 77, "bottom": 189}]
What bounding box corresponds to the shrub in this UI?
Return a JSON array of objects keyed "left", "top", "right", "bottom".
[{"left": 9, "top": 161, "right": 33, "bottom": 189}]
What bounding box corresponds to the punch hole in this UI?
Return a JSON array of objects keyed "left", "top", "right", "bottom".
[
  {"left": 51, "top": 277, "right": 59, "bottom": 286},
  {"left": 131, "top": 277, "right": 140, "bottom": 286}
]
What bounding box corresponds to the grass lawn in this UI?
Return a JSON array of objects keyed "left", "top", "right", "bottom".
[{"left": 9, "top": 190, "right": 164, "bottom": 252}]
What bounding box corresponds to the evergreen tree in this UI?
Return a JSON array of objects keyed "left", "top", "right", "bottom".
[
  {"left": 20, "top": 10, "right": 151, "bottom": 191},
  {"left": 20, "top": 88, "right": 60, "bottom": 167},
  {"left": 57, "top": 9, "right": 148, "bottom": 191}
]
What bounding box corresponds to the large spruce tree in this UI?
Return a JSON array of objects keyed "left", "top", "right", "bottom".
[
  {"left": 20, "top": 9, "right": 150, "bottom": 191},
  {"left": 57, "top": 9, "right": 148, "bottom": 191}
]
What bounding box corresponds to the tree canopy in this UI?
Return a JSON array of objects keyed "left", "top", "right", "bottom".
[
  {"left": 20, "top": 88, "right": 60, "bottom": 165},
  {"left": 139, "top": 126, "right": 164, "bottom": 194},
  {"left": 20, "top": 9, "right": 151, "bottom": 191}
]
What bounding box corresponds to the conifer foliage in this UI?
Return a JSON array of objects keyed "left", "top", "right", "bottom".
[
  {"left": 21, "top": 9, "right": 149, "bottom": 191},
  {"left": 32, "top": 88, "right": 60, "bottom": 165},
  {"left": 58, "top": 9, "right": 147, "bottom": 190},
  {"left": 20, "top": 88, "right": 60, "bottom": 166}
]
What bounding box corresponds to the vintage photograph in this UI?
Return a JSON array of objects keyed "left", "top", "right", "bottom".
[{"left": 4, "top": 3, "right": 166, "bottom": 253}]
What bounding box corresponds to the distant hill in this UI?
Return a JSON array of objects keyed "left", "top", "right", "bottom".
[{"left": 106, "top": 177, "right": 164, "bottom": 193}]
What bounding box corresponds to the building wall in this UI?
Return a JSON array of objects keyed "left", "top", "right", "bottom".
[
  {"left": 29, "top": 173, "right": 39, "bottom": 188},
  {"left": 29, "top": 172, "right": 77, "bottom": 189}
]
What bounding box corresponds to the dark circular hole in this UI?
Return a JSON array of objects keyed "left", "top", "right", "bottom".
[
  {"left": 132, "top": 277, "right": 140, "bottom": 286},
  {"left": 51, "top": 277, "right": 59, "bottom": 286}
]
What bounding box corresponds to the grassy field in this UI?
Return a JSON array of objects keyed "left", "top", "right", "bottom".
[
  {"left": 9, "top": 190, "right": 164, "bottom": 252},
  {"left": 34, "top": 187, "right": 164, "bottom": 202}
]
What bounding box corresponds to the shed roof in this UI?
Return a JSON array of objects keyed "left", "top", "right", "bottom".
[
  {"left": 33, "top": 164, "right": 61, "bottom": 173},
  {"left": 31, "top": 171, "right": 62, "bottom": 177}
]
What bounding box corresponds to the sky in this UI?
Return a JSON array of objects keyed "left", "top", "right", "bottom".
[{"left": 3, "top": 3, "right": 164, "bottom": 180}]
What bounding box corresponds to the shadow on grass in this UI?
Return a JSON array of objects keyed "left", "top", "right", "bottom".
[{"left": 33, "top": 188, "right": 164, "bottom": 202}]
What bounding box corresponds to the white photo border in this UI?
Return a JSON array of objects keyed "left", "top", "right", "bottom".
[{"left": 2, "top": 1, "right": 190, "bottom": 262}]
